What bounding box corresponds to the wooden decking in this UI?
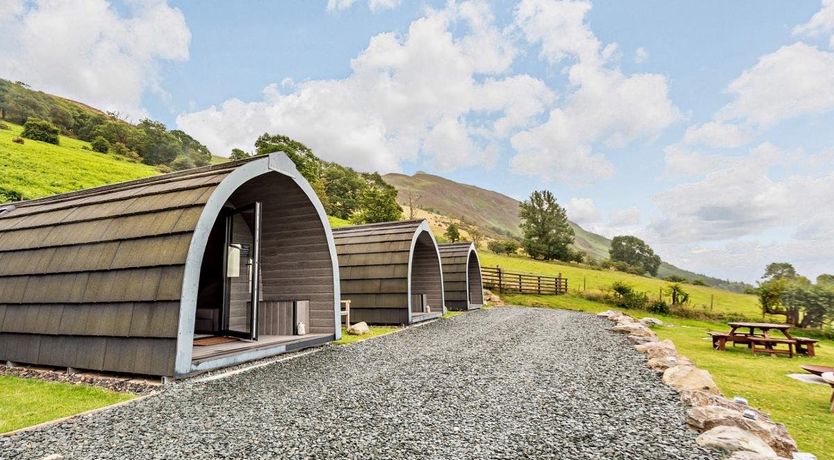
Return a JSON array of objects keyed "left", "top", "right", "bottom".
[
  {"left": 192, "top": 334, "right": 331, "bottom": 362},
  {"left": 411, "top": 311, "right": 442, "bottom": 324}
]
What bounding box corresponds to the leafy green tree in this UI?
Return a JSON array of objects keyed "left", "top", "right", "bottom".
[
  {"left": 21, "top": 117, "right": 60, "bottom": 144},
  {"left": 445, "top": 223, "right": 461, "bottom": 242},
  {"left": 91, "top": 135, "right": 110, "bottom": 153},
  {"left": 136, "top": 119, "right": 179, "bottom": 165},
  {"left": 230, "top": 148, "right": 250, "bottom": 160},
  {"left": 255, "top": 133, "right": 322, "bottom": 179},
  {"left": 519, "top": 190, "right": 574, "bottom": 261},
  {"left": 351, "top": 183, "right": 402, "bottom": 224},
  {"left": 762, "top": 262, "right": 797, "bottom": 281},
  {"left": 816, "top": 274, "right": 834, "bottom": 286},
  {"left": 488, "top": 240, "right": 520, "bottom": 255},
  {"left": 609, "top": 235, "right": 662, "bottom": 276}
]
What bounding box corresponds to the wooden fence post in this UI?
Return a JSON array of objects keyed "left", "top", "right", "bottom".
[
  {"left": 497, "top": 266, "right": 503, "bottom": 293},
  {"left": 518, "top": 274, "right": 522, "bottom": 292},
  {"left": 537, "top": 276, "right": 541, "bottom": 294}
]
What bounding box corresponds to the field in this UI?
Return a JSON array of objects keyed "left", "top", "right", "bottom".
[
  {"left": 0, "top": 122, "right": 158, "bottom": 202},
  {"left": 0, "top": 376, "right": 132, "bottom": 434},
  {"left": 501, "top": 292, "right": 834, "bottom": 459},
  {"left": 480, "top": 252, "right": 769, "bottom": 321}
]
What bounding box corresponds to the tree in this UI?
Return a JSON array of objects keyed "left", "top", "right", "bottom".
[
  {"left": 488, "top": 240, "right": 519, "bottom": 255},
  {"left": 351, "top": 183, "right": 402, "bottom": 224},
  {"left": 136, "top": 119, "right": 179, "bottom": 165},
  {"left": 230, "top": 148, "right": 250, "bottom": 160},
  {"left": 609, "top": 235, "right": 662, "bottom": 276},
  {"left": 21, "top": 117, "right": 59, "bottom": 144},
  {"left": 816, "top": 274, "right": 834, "bottom": 286},
  {"left": 762, "top": 262, "right": 797, "bottom": 281},
  {"left": 519, "top": 190, "right": 574, "bottom": 261},
  {"left": 664, "top": 283, "right": 690, "bottom": 305},
  {"left": 91, "top": 135, "right": 110, "bottom": 153},
  {"left": 445, "top": 223, "right": 461, "bottom": 242}
]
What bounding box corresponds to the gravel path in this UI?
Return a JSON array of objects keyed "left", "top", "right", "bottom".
[{"left": 1, "top": 307, "right": 717, "bottom": 459}]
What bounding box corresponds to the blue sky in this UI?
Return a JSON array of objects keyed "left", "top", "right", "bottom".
[{"left": 3, "top": 0, "right": 834, "bottom": 283}]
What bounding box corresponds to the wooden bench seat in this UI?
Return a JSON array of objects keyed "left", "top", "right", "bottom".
[
  {"left": 794, "top": 337, "right": 819, "bottom": 357},
  {"left": 749, "top": 337, "right": 795, "bottom": 358}
]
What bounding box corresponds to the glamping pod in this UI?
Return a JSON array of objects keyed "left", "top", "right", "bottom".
[
  {"left": 437, "top": 242, "right": 484, "bottom": 311},
  {"left": 332, "top": 220, "right": 445, "bottom": 325},
  {"left": 0, "top": 153, "right": 340, "bottom": 377}
]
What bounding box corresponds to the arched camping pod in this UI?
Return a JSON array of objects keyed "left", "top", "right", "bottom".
[
  {"left": 332, "top": 220, "right": 445, "bottom": 325},
  {"left": 0, "top": 153, "right": 340, "bottom": 377},
  {"left": 438, "top": 242, "right": 484, "bottom": 311}
]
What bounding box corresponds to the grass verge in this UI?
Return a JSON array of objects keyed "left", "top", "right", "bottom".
[
  {"left": 502, "top": 292, "right": 834, "bottom": 459},
  {"left": 333, "top": 326, "right": 400, "bottom": 345},
  {"left": 0, "top": 376, "right": 133, "bottom": 434}
]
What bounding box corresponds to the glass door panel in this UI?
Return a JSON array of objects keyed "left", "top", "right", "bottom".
[{"left": 222, "top": 202, "right": 261, "bottom": 340}]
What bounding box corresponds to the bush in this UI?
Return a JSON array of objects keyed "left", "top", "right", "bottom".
[
  {"left": 91, "top": 135, "right": 110, "bottom": 153},
  {"left": 12, "top": 137, "right": 24, "bottom": 144},
  {"left": 21, "top": 117, "right": 59, "bottom": 144},
  {"left": 648, "top": 300, "right": 670, "bottom": 314},
  {"left": 157, "top": 164, "right": 173, "bottom": 174},
  {"left": 170, "top": 155, "right": 195, "bottom": 171},
  {"left": 610, "top": 282, "right": 649, "bottom": 309},
  {"left": 665, "top": 275, "right": 686, "bottom": 283},
  {"left": 0, "top": 122, "right": 9, "bottom": 130},
  {"left": 692, "top": 279, "right": 707, "bottom": 286},
  {"left": 487, "top": 240, "right": 520, "bottom": 255}
]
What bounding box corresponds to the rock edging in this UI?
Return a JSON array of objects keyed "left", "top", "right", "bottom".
[{"left": 598, "top": 310, "right": 803, "bottom": 460}]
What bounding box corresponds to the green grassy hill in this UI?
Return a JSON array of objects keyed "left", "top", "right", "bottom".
[
  {"left": 0, "top": 122, "right": 158, "bottom": 202},
  {"left": 384, "top": 171, "right": 746, "bottom": 291},
  {"left": 480, "top": 252, "right": 767, "bottom": 321}
]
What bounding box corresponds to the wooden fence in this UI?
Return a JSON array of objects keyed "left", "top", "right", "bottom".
[{"left": 482, "top": 266, "right": 568, "bottom": 295}]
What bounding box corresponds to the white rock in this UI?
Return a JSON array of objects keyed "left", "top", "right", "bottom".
[
  {"left": 663, "top": 365, "right": 720, "bottom": 394},
  {"left": 347, "top": 322, "right": 370, "bottom": 335},
  {"left": 647, "top": 356, "right": 679, "bottom": 372},
  {"left": 728, "top": 452, "right": 789, "bottom": 460},
  {"left": 640, "top": 317, "right": 663, "bottom": 327},
  {"left": 696, "top": 426, "right": 778, "bottom": 457},
  {"left": 687, "top": 406, "right": 797, "bottom": 457}
]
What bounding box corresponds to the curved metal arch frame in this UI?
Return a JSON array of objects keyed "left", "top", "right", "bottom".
[
  {"left": 406, "top": 220, "right": 446, "bottom": 324},
  {"left": 173, "top": 153, "right": 341, "bottom": 376}
]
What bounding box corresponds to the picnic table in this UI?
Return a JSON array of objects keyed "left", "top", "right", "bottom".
[
  {"left": 709, "top": 322, "right": 819, "bottom": 357},
  {"left": 822, "top": 372, "right": 834, "bottom": 413}
]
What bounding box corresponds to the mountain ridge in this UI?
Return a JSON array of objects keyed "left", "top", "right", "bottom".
[{"left": 384, "top": 171, "right": 746, "bottom": 291}]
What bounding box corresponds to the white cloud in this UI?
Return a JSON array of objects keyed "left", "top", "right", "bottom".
[
  {"left": 178, "top": 1, "right": 550, "bottom": 172},
  {"left": 566, "top": 197, "right": 601, "bottom": 224},
  {"left": 609, "top": 207, "right": 640, "bottom": 226},
  {"left": 717, "top": 42, "right": 834, "bottom": 127},
  {"left": 0, "top": 0, "right": 190, "bottom": 120},
  {"left": 682, "top": 121, "right": 750, "bottom": 148},
  {"left": 794, "top": 0, "right": 834, "bottom": 48},
  {"left": 634, "top": 47, "right": 649, "bottom": 64},
  {"left": 508, "top": 0, "right": 680, "bottom": 184},
  {"left": 327, "top": 0, "right": 401, "bottom": 13},
  {"left": 653, "top": 143, "right": 834, "bottom": 247}
]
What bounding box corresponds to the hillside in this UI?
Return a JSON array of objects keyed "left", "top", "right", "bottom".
[
  {"left": 384, "top": 171, "right": 746, "bottom": 290},
  {"left": 0, "top": 122, "right": 158, "bottom": 202}
]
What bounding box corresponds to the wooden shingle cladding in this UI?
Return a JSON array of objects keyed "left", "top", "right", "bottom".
[
  {"left": 332, "top": 220, "right": 445, "bottom": 325},
  {"left": 0, "top": 153, "right": 340, "bottom": 377},
  {"left": 438, "top": 242, "right": 484, "bottom": 311}
]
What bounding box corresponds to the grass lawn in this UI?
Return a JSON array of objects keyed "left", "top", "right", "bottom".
[
  {"left": 328, "top": 215, "right": 352, "bottom": 229},
  {"left": 333, "top": 325, "right": 401, "bottom": 345},
  {"left": 0, "top": 122, "right": 159, "bottom": 201},
  {"left": 503, "top": 293, "right": 834, "bottom": 459},
  {"left": 481, "top": 252, "right": 771, "bottom": 321},
  {"left": 0, "top": 376, "right": 133, "bottom": 434}
]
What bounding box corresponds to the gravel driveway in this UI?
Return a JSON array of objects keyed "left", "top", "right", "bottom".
[{"left": 1, "top": 307, "right": 717, "bottom": 459}]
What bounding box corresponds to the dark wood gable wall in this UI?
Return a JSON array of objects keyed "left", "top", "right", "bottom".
[{"left": 0, "top": 167, "right": 237, "bottom": 376}]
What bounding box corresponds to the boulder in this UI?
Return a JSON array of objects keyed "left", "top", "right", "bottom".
[
  {"left": 696, "top": 426, "right": 777, "bottom": 458},
  {"left": 663, "top": 365, "right": 720, "bottom": 394},
  {"left": 647, "top": 356, "right": 680, "bottom": 372},
  {"left": 727, "top": 452, "right": 790, "bottom": 460},
  {"left": 640, "top": 317, "right": 663, "bottom": 327},
  {"left": 628, "top": 334, "right": 659, "bottom": 345},
  {"left": 347, "top": 322, "right": 370, "bottom": 335},
  {"left": 644, "top": 340, "right": 677, "bottom": 359},
  {"left": 597, "top": 310, "right": 620, "bottom": 319},
  {"left": 611, "top": 323, "right": 653, "bottom": 337},
  {"left": 687, "top": 406, "right": 797, "bottom": 457}
]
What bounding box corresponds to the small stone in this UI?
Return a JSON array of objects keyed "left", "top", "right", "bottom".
[
  {"left": 696, "top": 426, "right": 778, "bottom": 457},
  {"left": 347, "top": 322, "right": 370, "bottom": 335}
]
